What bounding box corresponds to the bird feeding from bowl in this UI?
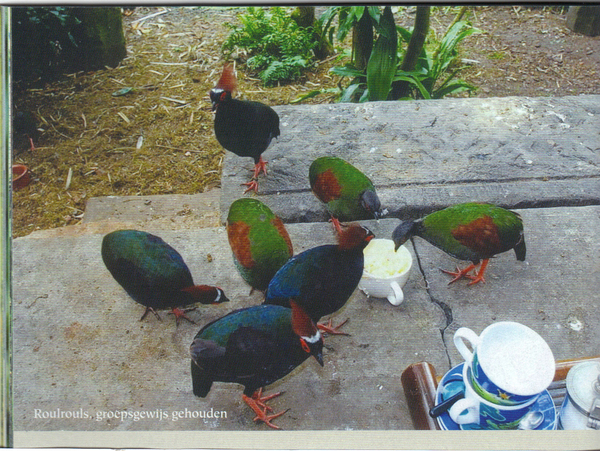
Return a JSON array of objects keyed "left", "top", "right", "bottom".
[{"left": 359, "top": 238, "right": 412, "bottom": 305}]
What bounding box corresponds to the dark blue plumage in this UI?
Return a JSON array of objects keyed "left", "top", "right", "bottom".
[
  {"left": 102, "top": 229, "right": 228, "bottom": 324},
  {"left": 210, "top": 64, "right": 280, "bottom": 193},
  {"left": 264, "top": 224, "right": 374, "bottom": 333},
  {"left": 190, "top": 303, "right": 323, "bottom": 429}
]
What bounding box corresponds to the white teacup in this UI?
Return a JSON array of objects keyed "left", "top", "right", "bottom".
[
  {"left": 454, "top": 322, "right": 555, "bottom": 406},
  {"left": 359, "top": 239, "right": 412, "bottom": 306},
  {"left": 449, "top": 364, "right": 538, "bottom": 429}
]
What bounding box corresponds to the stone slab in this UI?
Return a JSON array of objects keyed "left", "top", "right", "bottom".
[
  {"left": 412, "top": 205, "right": 600, "bottom": 365},
  {"left": 220, "top": 95, "right": 600, "bottom": 223},
  {"left": 11, "top": 220, "right": 447, "bottom": 433}
]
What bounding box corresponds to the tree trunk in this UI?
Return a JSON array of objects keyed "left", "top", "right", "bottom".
[
  {"left": 291, "top": 6, "right": 333, "bottom": 60},
  {"left": 291, "top": 6, "right": 314, "bottom": 28},
  {"left": 566, "top": 5, "right": 600, "bottom": 37},
  {"left": 11, "top": 7, "right": 126, "bottom": 88},
  {"left": 352, "top": 8, "right": 373, "bottom": 71},
  {"left": 391, "top": 6, "right": 430, "bottom": 100},
  {"left": 71, "top": 7, "right": 127, "bottom": 70}
]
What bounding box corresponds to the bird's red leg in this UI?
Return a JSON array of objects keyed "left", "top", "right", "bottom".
[
  {"left": 329, "top": 216, "right": 343, "bottom": 234},
  {"left": 169, "top": 307, "right": 197, "bottom": 325},
  {"left": 242, "top": 177, "right": 259, "bottom": 194},
  {"left": 28, "top": 136, "right": 35, "bottom": 151},
  {"left": 242, "top": 158, "right": 268, "bottom": 193},
  {"left": 466, "top": 259, "right": 489, "bottom": 286},
  {"left": 253, "top": 156, "right": 268, "bottom": 177},
  {"left": 242, "top": 391, "right": 288, "bottom": 430},
  {"left": 441, "top": 263, "right": 478, "bottom": 284},
  {"left": 250, "top": 387, "right": 283, "bottom": 412},
  {"left": 317, "top": 318, "right": 350, "bottom": 336}
]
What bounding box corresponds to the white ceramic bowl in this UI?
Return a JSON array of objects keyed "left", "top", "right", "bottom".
[{"left": 359, "top": 238, "right": 412, "bottom": 305}]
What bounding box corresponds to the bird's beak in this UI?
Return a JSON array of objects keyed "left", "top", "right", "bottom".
[
  {"left": 314, "top": 352, "right": 324, "bottom": 367},
  {"left": 211, "top": 101, "right": 217, "bottom": 112}
]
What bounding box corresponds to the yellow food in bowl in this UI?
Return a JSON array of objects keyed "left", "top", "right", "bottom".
[{"left": 363, "top": 239, "right": 411, "bottom": 278}]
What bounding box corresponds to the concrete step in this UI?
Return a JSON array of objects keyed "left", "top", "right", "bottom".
[
  {"left": 26, "top": 190, "right": 222, "bottom": 240},
  {"left": 12, "top": 205, "right": 600, "bottom": 437}
]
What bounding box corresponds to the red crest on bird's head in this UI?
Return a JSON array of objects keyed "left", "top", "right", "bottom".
[
  {"left": 338, "top": 224, "right": 374, "bottom": 250},
  {"left": 215, "top": 63, "right": 237, "bottom": 95}
]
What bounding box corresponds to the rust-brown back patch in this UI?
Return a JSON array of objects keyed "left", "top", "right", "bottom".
[
  {"left": 227, "top": 221, "right": 254, "bottom": 268},
  {"left": 451, "top": 215, "right": 501, "bottom": 256},
  {"left": 313, "top": 169, "right": 342, "bottom": 203}
]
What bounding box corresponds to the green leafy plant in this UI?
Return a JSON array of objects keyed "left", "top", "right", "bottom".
[
  {"left": 325, "top": 6, "right": 398, "bottom": 102},
  {"left": 317, "top": 6, "right": 381, "bottom": 47},
  {"left": 393, "top": 19, "right": 480, "bottom": 99},
  {"left": 316, "top": 6, "right": 381, "bottom": 70},
  {"left": 293, "top": 7, "right": 479, "bottom": 104},
  {"left": 366, "top": 6, "right": 397, "bottom": 101},
  {"left": 222, "top": 7, "right": 317, "bottom": 86},
  {"left": 333, "top": 18, "right": 478, "bottom": 102}
]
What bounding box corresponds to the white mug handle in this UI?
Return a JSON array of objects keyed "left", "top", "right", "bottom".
[
  {"left": 387, "top": 281, "right": 404, "bottom": 306},
  {"left": 453, "top": 327, "right": 480, "bottom": 363},
  {"left": 448, "top": 397, "right": 479, "bottom": 425}
]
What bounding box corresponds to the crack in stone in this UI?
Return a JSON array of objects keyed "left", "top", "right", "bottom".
[{"left": 411, "top": 237, "right": 454, "bottom": 368}]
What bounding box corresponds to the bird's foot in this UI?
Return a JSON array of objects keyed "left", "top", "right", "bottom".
[
  {"left": 28, "top": 137, "right": 35, "bottom": 152},
  {"left": 251, "top": 387, "right": 283, "bottom": 412},
  {"left": 441, "top": 263, "right": 478, "bottom": 285},
  {"left": 466, "top": 273, "right": 486, "bottom": 286},
  {"left": 139, "top": 307, "right": 161, "bottom": 321},
  {"left": 317, "top": 318, "right": 350, "bottom": 336},
  {"left": 253, "top": 157, "right": 268, "bottom": 178},
  {"left": 441, "top": 260, "right": 490, "bottom": 286},
  {"left": 242, "top": 178, "right": 259, "bottom": 194},
  {"left": 243, "top": 392, "right": 288, "bottom": 430},
  {"left": 465, "top": 259, "right": 489, "bottom": 286},
  {"left": 169, "top": 307, "right": 197, "bottom": 325}
]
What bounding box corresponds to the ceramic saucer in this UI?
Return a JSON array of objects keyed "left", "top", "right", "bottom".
[{"left": 435, "top": 363, "right": 557, "bottom": 430}]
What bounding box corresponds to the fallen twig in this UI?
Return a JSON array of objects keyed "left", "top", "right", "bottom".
[
  {"left": 131, "top": 9, "right": 170, "bottom": 24},
  {"left": 160, "top": 96, "right": 188, "bottom": 105},
  {"left": 317, "top": 54, "right": 339, "bottom": 65},
  {"left": 65, "top": 167, "right": 73, "bottom": 190},
  {"left": 150, "top": 62, "right": 188, "bottom": 66}
]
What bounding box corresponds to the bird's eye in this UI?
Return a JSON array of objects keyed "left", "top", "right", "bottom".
[
  {"left": 220, "top": 92, "right": 227, "bottom": 102},
  {"left": 300, "top": 338, "right": 310, "bottom": 354}
]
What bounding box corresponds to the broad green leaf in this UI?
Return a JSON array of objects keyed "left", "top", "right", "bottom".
[
  {"left": 433, "top": 81, "right": 475, "bottom": 99},
  {"left": 331, "top": 66, "right": 365, "bottom": 78},
  {"left": 339, "top": 82, "right": 364, "bottom": 103},
  {"left": 367, "top": 6, "right": 397, "bottom": 101},
  {"left": 291, "top": 88, "right": 340, "bottom": 104},
  {"left": 367, "top": 6, "right": 381, "bottom": 24},
  {"left": 359, "top": 88, "right": 370, "bottom": 103},
  {"left": 396, "top": 26, "right": 413, "bottom": 44},
  {"left": 393, "top": 74, "right": 431, "bottom": 99}
]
